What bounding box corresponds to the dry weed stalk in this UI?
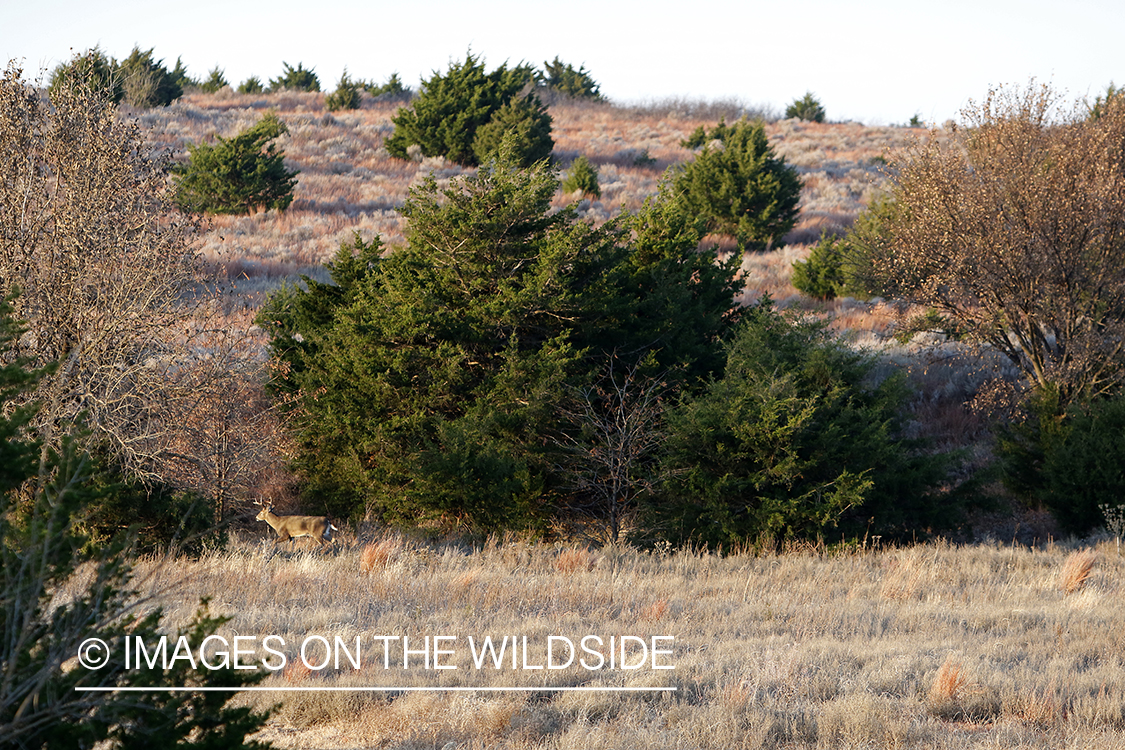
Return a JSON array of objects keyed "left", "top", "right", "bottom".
[{"left": 1060, "top": 549, "right": 1098, "bottom": 594}]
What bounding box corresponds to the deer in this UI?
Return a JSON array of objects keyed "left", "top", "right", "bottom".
[{"left": 254, "top": 502, "right": 338, "bottom": 548}]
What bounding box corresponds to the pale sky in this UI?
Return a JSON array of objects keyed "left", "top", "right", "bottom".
[{"left": 3, "top": 0, "right": 1120, "bottom": 125}]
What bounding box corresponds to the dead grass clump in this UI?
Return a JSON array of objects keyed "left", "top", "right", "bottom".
[
  {"left": 926, "top": 654, "right": 1000, "bottom": 723},
  {"left": 360, "top": 536, "right": 403, "bottom": 573},
  {"left": 555, "top": 547, "right": 594, "bottom": 574},
  {"left": 879, "top": 553, "right": 927, "bottom": 600},
  {"left": 1004, "top": 681, "right": 1066, "bottom": 729},
  {"left": 1060, "top": 548, "right": 1098, "bottom": 594}
]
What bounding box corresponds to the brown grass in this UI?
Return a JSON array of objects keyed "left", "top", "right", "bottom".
[
  {"left": 1060, "top": 548, "right": 1098, "bottom": 594},
  {"left": 128, "top": 535, "right": 1125, "bottom": 748}
]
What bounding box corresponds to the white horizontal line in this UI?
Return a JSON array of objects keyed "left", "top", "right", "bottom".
[{"left": 75, "top": 686, "right": 676, "bottom": 693}]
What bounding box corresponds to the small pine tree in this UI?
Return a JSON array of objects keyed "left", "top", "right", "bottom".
[
  {"left": 791, "top": 231, "right": 847, "bottom": 299},
  {"left": 269, "top": 61, "right": 320, "bottom": 92},
  {"left": 562, "top": 155, "right": 600, "bottom": 198},
  {"left": 539, "top": 57, "right": 604, "bottom": 101},
  {"left": 170, "top": 56, "right": 197, "bottom": 91},
  {"left": 238, "top": 75, "right": 264, "bottom": 94},
  {"left": 175, "top": 112, "right": 299, "bottom": 214},
  {"left": 786, "top": 91, "right": 826, "bottom": 122},
  {"left": 199, "top": 66, "right": 229, "bottom": 93},
  {"left": 325, "top": 69, "right": 362, "bottom": 111},
  {"left": 672, "top": 118, "right": 802, "bottom": 248}
]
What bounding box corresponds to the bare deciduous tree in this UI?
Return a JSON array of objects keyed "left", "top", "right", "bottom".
[
  {"left": 554, "top": 358, "right": 668, "bottom": 545},
  {"left": 871, "top": 82, "right": 1125, "bottom": 408},
  {"left": 0, "top": 60, "right": 200, "bottom": 476}
]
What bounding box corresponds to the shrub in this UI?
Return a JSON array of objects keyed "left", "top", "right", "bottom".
[
  {"left": 786, "top": 91, "right": 826, "bottom": 122},
  {"left": 867, "top": 81, "right": 1125, "bottom": 408},
  {"left": 325, "top": 69, "right": 361, "bottom": 111},
  {"left": 791, "top": 231, "right": 847, "bottom": 299},
  {"left": 660, "top": 298, "right": 958, "bottom": 545},
  {"left": 671, "top": 118, "right": 801, "bottom": 248},
  {"left": 238, "top": 75, "right": 264, "bottom": 94},
  {"left": 385, "top": 51, "right": 550, "bottom": 167},
  {"left": 1002, "top": 392, "right": 1125, "bottom": 534},
  {"left": 198, "top": 65, "right": 228, "bottom": 93},
  {"left": 538, "top": 57, "right": 604, "bottom": 101},
  {"left": 269, "top": 61, "right": 320, "bottom": 92},
  {"left": 116, "top": 46, "right": 182, "bottom": 108},
  {"left": 48, "top": 46, "right": 122, "bottom": 104},
  {"left": 561, "top": 155, "right": 600, "bottom": 197},
  {"left": 174, "top": 112, "right": 299, "bottom": 214}
]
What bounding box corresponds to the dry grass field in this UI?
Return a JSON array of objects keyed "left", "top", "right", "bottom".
[
  {"left": 107, "top": 90, "right": 1125, "bottom": 748},
  {"left": 128, "top": 533, "right": 1125, "bottom": 749}
]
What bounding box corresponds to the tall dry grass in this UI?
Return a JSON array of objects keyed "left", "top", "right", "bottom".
[{"left": 129, "top": 534, "right": 1125, "bottom": 749}]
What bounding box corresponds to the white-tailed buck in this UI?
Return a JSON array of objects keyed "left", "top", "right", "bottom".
[{"left": 255, "top": 502, "right": 338, "bottom": 547}]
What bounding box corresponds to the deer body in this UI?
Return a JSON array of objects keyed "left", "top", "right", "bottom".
[{"left": 256, "top": 504, "right": 337, "bottom": 547}]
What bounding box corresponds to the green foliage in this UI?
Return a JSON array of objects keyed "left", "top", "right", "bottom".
[
  {"left": 680, "top": 119, "right": 732, "bottom": 149},
  {"left": 793, "top": 194, "right": 900, "bottom": 300},
  {"left": 257, "top": 147, "right": 740, "bottom": 526},
  {"left": 1000, "top": 390, "right": 1125, "bottom": 534},
  {"left": 116, "top": 46, "right": 183, "bottom": 108},
  {"left": 671, "top": 118, "right": 801, "bottom": 248},
  {"left": 660, "top": 300, "right": 956, "bottom": 546},
  {"left": 908, "top": 112, "right": 924, "bottom": 127},
  {"left": 199, "top": 66, "right": 229, "bottom": 93},
  {"left": 786, "top": 91, "right": 826, "bottom": 122},
  {"left": 48, "top": 47, "right": 122, "bottom": 104},
  {"left": 79, "top": 457, "right": 218, "bottom": 554},
  {"left": 325, "top": 69, "right": 362, "bottom": 112},
  {"left": 269, "top": 61, "right": 320, "bottom": 92},
  {"left": 170, "top": 56, "right": 196, "bottom": 91},
  {"left": 0, "top": 299, "right": 268, "bottom": 749},
  {"left": 791, "top": 232, "right": 848, "bottom": 300},
  {"left": 363, "top": 72, "right": 412, "bottom": 100},
  {"left": 538, "top": 57, "right": 604, "bottom": 101},
  {"left": 174, "top": 112, "right": 299, "bottom": 215},
  {"left": 385, "top": 51, "right": 552, "bottom": 167},
  {"left": 471, "top": 95, "right": 554, "bottom": 167},
  {"left": 238, "top": 76, "right": 264, "bottom": 94},
  {"left": 562, "top": 155, "right": 601, "bottom": 197}
]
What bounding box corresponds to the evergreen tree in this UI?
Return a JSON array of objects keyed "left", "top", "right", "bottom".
[
  {"left": 175, "top": 112, "right": 299, "bottom": 215},
  {"left": 48, "top": 47, "right": 122, "bottom": 104},
  {"left": 199, "top": 66, "right": 229, "bottom": 93},
  {"left": 116, "top": 46, "right": 182, "bottom": 108},
  {"left": 269, "top": 61, "right": 320, "bottom": 92},
  {"left": 660, "top": 299, "right": 957, "bottom": 545},
  {"left": 325, "top": 69, "right": 361, "bottom": 111},
  {"left": 672, "top": 118, "right": 801, "bottom": 248},
  {"left": 538, "top": 57, "right": 604, "bottom": 101},
  {"left": 385, "top": 52, "right": 550, "bottom": 167},
  {"left": 257, "top": 142, "right": 740, "bottom": 526}
]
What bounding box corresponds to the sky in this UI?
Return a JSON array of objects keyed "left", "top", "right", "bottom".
[{"left": 3, "top": 0, "right": 1121, "bottom": 125}]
